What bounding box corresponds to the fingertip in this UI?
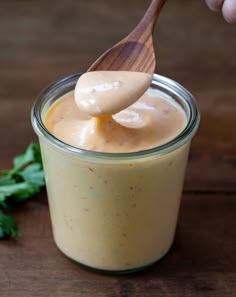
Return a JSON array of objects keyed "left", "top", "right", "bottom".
[
  {"left": 222, "top": 0, "right": 236, "bottom": 23},
  {"left": 205, "top": 0, "right": 224, "bottom": 12}
]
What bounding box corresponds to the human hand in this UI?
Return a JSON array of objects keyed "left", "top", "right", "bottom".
[{"left": 205, "top": 0, "right": 236, "bottom": 23}]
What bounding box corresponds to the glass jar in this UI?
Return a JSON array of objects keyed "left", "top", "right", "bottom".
[{"left": 31, "top": 73, "right": 200, "bottom": 274}]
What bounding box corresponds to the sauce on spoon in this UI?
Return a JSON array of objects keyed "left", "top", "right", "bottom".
[{"left": 74, "top": 71, "right": 152, "bottom": 116}]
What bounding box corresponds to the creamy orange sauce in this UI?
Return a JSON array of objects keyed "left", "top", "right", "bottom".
[
  {"left": 74, "top": 71, "right": 152, "bottom": 116},
  {"left": 45, "top": 89, "right": 186, "bottom": 153},
  {"left": 40, "top": 73, "right": 192, "bottom": 271}
]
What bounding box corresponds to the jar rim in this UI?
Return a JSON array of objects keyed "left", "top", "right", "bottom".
[{"left": 31, "top": 72, "right": 200, "bottom": 162}]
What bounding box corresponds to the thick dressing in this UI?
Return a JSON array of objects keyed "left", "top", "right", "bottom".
[
  {"left": 40, "top": 71, "right": 192, "bottom": 271},
  {"left": 74, "top": 71, "right": 152, "bottom": 116},
  {"left": 45, "top": 89, "right": 186, "bottom": 153}
]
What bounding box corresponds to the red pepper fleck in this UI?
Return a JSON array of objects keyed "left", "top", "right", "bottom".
[{"left": 163, "top": 108, "right": 170, "bottom": 114}]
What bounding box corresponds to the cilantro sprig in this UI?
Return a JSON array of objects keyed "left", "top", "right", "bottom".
[{"left": 0, "top": 143, "right": 45, "bottom": 239}]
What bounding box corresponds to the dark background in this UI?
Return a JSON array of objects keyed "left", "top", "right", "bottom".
[{"left": 0, "top": 1, "right": 236, "bottom": 296}]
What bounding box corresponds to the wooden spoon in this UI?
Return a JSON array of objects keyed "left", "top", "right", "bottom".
[{"left": 88, "top": 0, "right": 166, "bottom": 74}]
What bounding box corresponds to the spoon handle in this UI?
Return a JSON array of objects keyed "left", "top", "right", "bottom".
[{"left": 129, "top": 0, "right": 166, "bottom": 40}]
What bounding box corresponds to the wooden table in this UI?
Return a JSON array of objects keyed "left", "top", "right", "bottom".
[{"left": 1, "top": 0, "right": 236, "bottom": 296}]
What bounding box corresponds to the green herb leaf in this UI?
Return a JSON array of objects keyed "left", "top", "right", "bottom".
[
  {"left": 0, "top": 175, "right": 17, "bottom": 186},
  {"left": 0, "top": 143, "right": 45, "bottom": 239},
  {"left": 0, "top": 182, "right": 40, "bottom": 206},
  {"left": 0, "top": 210, "right": 20, "bottom": 239},
  {"left": 19, "top": 163, "right": 45, "bottom": 187},
  {"left": 13, "top": 143, "right": 42, "bottom": 171}
]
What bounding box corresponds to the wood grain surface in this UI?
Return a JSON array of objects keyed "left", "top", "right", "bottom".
[{"left": 0, "top": 0, "right": 236, "bottom": 296}]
